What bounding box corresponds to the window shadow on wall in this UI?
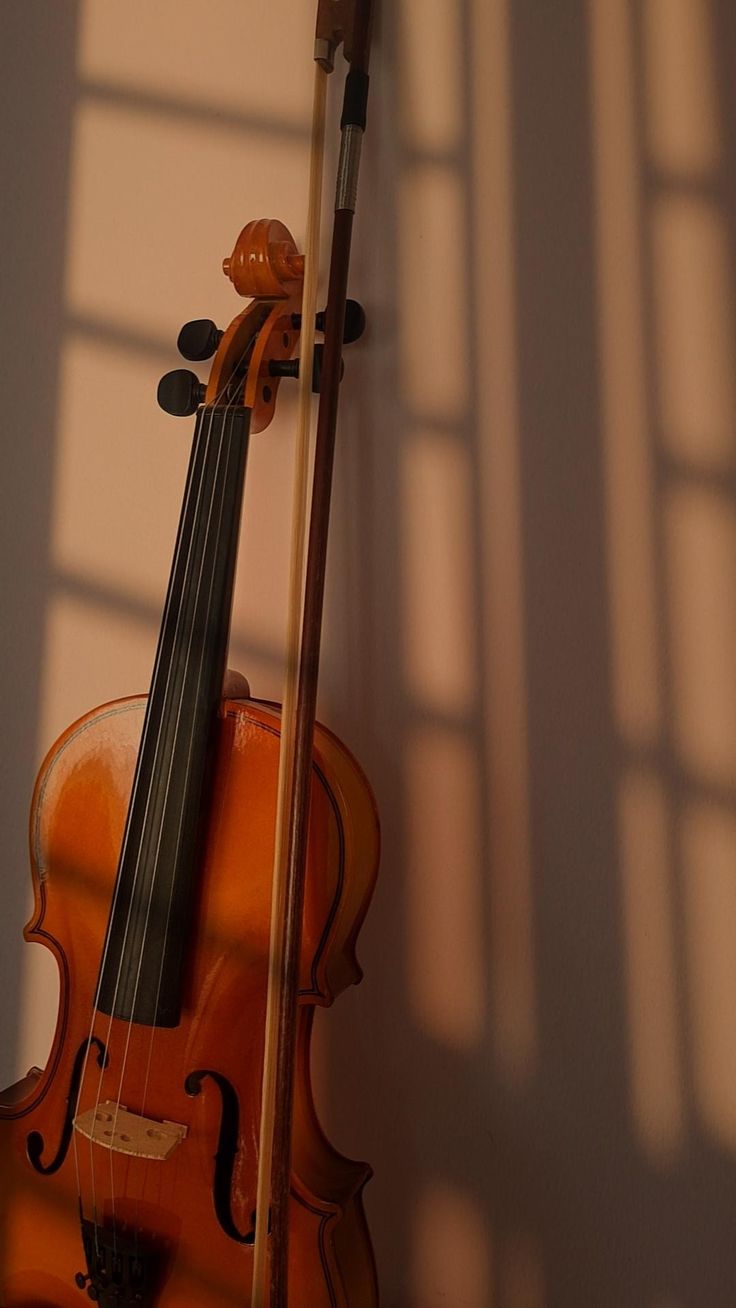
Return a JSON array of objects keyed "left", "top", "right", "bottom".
[
  {"left": 323, "top": 2, "right": 736, "bottom": 1307},
  {"left": 0, "top": 1, "right": 79, "bottom": 1104},
  {"left": 4, "top": 3, "right": 736, "bottom": 1308}
]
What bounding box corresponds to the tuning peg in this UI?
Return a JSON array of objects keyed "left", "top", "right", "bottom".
[
  {"left": 177, "top": 319, "right": 223, "bottom": 361},
  {"left": 157, "top": 370, "right": 206, "bottom": 417},
  {"left": 269, "top": 344, "right": 344, "bottom": 394},
  {"left": 331, "top": 299, "right": 366, "bottom": 344},
  {"left": 75, "top": 1272, "right": 99, "bottom": 1300},
  {"left": 291, "top": 299, "right": 366, "bottom": 345}
]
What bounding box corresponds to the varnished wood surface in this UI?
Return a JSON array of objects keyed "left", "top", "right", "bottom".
[{"left": 0, "top": 696, "right": 379, "bottom": 1307}]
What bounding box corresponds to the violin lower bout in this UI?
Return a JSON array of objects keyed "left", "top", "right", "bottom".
[{"left": 0, "top": 696, "right": 379, "bottom": 1307}]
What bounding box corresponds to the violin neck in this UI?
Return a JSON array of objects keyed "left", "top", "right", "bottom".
[{"left": 96, "top": 404, "right": 251, "bottom": 1028}]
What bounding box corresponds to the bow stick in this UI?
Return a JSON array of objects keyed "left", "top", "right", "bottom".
[{"left": 250, "top": 3, "right": 376, "bottom": 1304}]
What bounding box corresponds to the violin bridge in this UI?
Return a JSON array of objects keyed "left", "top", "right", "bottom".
[{"left": 73, "top": 1101, "right": 187, "bottom": 1160}]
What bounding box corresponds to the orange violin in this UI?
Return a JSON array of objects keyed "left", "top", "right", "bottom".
[{"left": 0, "top": 4, "right": 378, "bottom": 1304}]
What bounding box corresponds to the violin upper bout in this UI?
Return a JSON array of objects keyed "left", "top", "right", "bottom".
[
  {"left": 307, "top": 720, "right": 380, "bottom": 1005},
  {"left": 223, "top": 700, "right": 380, "bottom": 1007},
  {"left": 27, "top": 696, "right": 142, "bottom": 908}
]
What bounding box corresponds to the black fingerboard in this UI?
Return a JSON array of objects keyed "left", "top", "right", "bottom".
[{"left": 96, "top": 405, "right": 250, "bottom": 1026}]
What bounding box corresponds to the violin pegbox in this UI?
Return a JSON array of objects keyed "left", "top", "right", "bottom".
[
  {"left": 158, "top": 218, "right": 304, "bottom": 430},
  {"left": 158, "top": 218, "right": 362, "bottom": 430},
  {"left": 208, "top": 218, "right": 305, "bottom": 433}
]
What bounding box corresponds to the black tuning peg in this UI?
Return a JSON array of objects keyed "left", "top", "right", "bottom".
[
  {"left": 291, "top": 299, "right": 366, "bottom": 345},
  {"left": 157, "top": 369, "right": 206, "bottom": 417},
  {"left": 75, "top": 1272, "right": 99, "bottom": 1299},
  {"left": 333, "top": 299, "right": 366, "bottom": 344},
  {"left": 269, "top": 344, "right": 344, "bottom": 394},
  {"left": 177, "top": 319, "right": 223, "bottom": 361}
]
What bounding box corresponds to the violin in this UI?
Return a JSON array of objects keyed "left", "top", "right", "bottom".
[{"left": 0, "top": 4, "right": 377, "bottom": 1305}]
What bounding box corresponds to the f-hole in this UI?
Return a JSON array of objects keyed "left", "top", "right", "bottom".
[
  {"left": 26, "top": 1036, "right": 108, "bottom": 1175},
  {"left": 185, "top": 1068, "right": 261, "bottom": 1244}
]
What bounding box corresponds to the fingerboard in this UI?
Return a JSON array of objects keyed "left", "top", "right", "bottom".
[{"left": 96, "top": 404, "right": 251, "bottom": 1026}]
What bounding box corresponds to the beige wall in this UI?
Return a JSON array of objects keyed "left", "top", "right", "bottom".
[{"left": 3, "top": 1, "right": 736, "bottom": 1305}]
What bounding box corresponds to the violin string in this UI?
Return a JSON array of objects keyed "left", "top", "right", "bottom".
[
  {"left": 107, "top": 393, "right": 234, "bottom": 1249},
  {"left": 90, "top": 396, "right": 222, "bottom": 1257},
  {"left": 100, "top": 358, "right": 247, "bottom": 1237},
  {"left": 72, "top": 357, "right": 233, "bottom": 1252},
  {"left": 101, "top": 346, "right": 247, "bottom": 1245},
  {"left": 125, "top": 387, "right": 245, "bottom": 1247},
  {"left": 69, "top": 395, "right": 220, "bottom": 1256},
  {"left": 100, "top": 340, "right": 256, "bottom": 1255}
]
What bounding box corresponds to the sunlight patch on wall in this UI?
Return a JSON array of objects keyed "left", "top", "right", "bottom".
[
  {"left": 652, "top": 196, "right": 736, "bottom": 471},
  {"left": 398, "top": 164, "right": 470, "bottom": 424},
  {"left": 399, "top": 0, "right": 463, "bottom": 155},
  {"left": 38, "top": 592, "right": 156, "bottom": 751},
  {"left": 51, "top": 331, "right": 287, "bottom": 710},
  {"left": 644, "top": 0, "right": 720, "bottom": 176},
  {"left": 15, "top": 944, "right": 59, "bottom": 1085},
  {"left": 78, "top": 0, "right": 314, "bottom": 129},
  {"left": 683, "top": 801, "right": 736, "bottom": 1151},
  {"left": 65, "top": 98, "right": 306, "bottom": 342},
  {"left": 411, "top": 1180, "right": 492, "bottom": 1308},
  {"left": 590, "top": 0, "right": 662, "bottom": 748},
  {"left": 397, "top": 0, "right": 468, "bottom": 426},
  {"left": 485, "top": 751, "right": 537, "bottom": 1086},
  {"left": 400, "top": 433, "right": 476, "bottom": 717},
  {"left": 405, "top": 726, "right": 485, "bottom": 1049},
  {"left": 472, "top": 0, "right": 537, "bottom": 1085},
  {"left": 619, "top": 767, "right": 684, "bottom": 1162},
  {"left": 52, "top": 333, "right": 188, "bottom": 607},
  {"left": 666, "top": 486, "right": 736, "bottom": 788}
]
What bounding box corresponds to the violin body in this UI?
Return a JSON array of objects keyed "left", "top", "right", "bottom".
[{"left": 0, "top": 695, "right": 379, "bottom": 1307}]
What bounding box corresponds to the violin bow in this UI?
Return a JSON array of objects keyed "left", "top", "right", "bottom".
[{"left": 251, "top": 2, "right": 376, "bottom": 1304}]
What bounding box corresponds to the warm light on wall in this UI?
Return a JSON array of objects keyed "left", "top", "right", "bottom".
[
  {"left": 399, "top": 0, "right": 463, "bottom": 154},
  {"left": 472, "top": 0, "right": 537, "bottom": 1087},
  {"left": 619, "top": 767, "right": 684, "bottom": 1161},
  {"left": 593, "top": 0, "right": 736, "bottom": 1198},
  {"left": 653, "top": 196, "right": 736, "bottom": 471},
  {"left": 666, "top": 487, "right": 736, "bottom": 789},
  {"left": 411, "top": 1181, "right": 492, "bottom": 1308},
  {"left": 644, "top": 0, "right": 721, "bottom": 176},
  {"left": 400, "top": 432, "right": 476, "bottom": 716},
  {"left": 405, "top": 724, "right": 485, "bottom": 1049},
  {"left": 79, "top": 0, "right": 316, "bottom": 128},
  {"left": 590, "top": 0, "right": 662, "bottom": 748},
  {"left": 398, "top": 163, "right": 470, "bottom": 424},
  {"left": 683, "top": 800, "right": 736, "bottom": 1152}
]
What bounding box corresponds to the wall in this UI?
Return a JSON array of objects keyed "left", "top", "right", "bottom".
[{"left": 2, "top": 1, "right": 736, "bottom": 1305}]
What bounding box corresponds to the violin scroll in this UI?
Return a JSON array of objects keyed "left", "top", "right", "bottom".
[{"left": 222, "top": 218, "right": 305, "bottom": 300}]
